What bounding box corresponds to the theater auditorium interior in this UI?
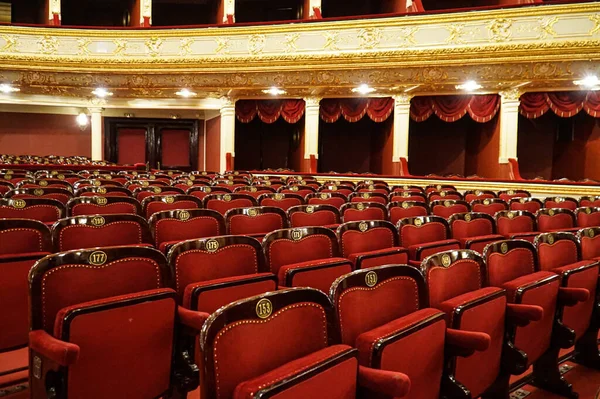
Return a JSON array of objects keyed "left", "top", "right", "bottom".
[{"left": 1, "top": 0, "right": 600, "bottom": 398}]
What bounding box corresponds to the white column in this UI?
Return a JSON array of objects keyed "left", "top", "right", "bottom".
[
  {"left": 89, "top": 108, "right": 103, "bottom": 161},
  {"left": 220, "top": 97, "right": 236, "bottom": 173},
  {"left": 48, "top": 0, "right": 60, "bottom": 25},
  {"left": 499, "top": 89, "right": 521, "bottom": 163},
  {"left": 140, "top": 0, "right": 152, "bottom": 27},
  {"left": 304, "top": 97, "right": 321, "bottom": 170},
  {"left": 392, "top": 94, "right": 412, "bottom": 162},
  {"left": 307, "top": 0, "right": 322, "bottom": 18},
  {"left": 223, "top": 0, "right": 235, "bottom": 23}
]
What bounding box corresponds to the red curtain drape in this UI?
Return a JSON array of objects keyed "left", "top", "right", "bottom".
[
  {"left": 236, "top": 99, "right": 305, "bottom": 124},
  {"left": 410, "top": 95, "right": 500, "bottom": 123},
  {"left": 320, "top": 98, "right": 394, "bottom": 123},
  {"left": 520, "top": 91, "right": 600, "bottom": 118}
]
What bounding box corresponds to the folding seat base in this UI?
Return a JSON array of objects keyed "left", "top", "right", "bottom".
[
  {"left": 0, "top": 348, "right": 28, "bottom": 399},
  {"left": 531, "top": 346, "right": 579, "bottom": 399}
]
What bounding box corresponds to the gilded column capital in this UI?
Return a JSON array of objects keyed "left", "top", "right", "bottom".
[
  {"left": 393, "top": 94, "right": 413, "bottom": 105},
  {"left": 499, "top": 88, "right": 522, "bottom": 102},
  {"left": 304, "top": 97, "right": 322, "bottom": 108},
  {"left": 87, "top": 107, "right": 104, "bottom": 114}
]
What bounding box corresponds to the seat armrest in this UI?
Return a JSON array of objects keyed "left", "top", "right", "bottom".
[
  {"left": 178, "top": 306, "right": 210, "bottom": 332},
  {"left": 29, "top": 330, "right": 80, "bottom": 367},
  {"left": 408, "top": 239, "right": 460, "bottom": 261},
  {"left": 279, "top": 257, "right": 353, "bottom": 292},
  {"left": 358, "top": 366, "right": 411, "bottom": 398},
  {"left": 446, "top": 328, "right": 490, "bottom": 357},
  {"left": 459, "top": 234, "right": 504, "bottom": 249},
  {"left": 558, "top": 287, "right": 590, "bottom": 307},
  {"left": 506, "top": 303, "right": 544, "bottom": 327}
]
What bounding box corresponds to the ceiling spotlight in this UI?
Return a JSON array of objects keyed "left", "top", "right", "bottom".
[
  {"left": 574, "top": 75, "right": 600, "bottom": 88},
  {"left": 92, "top": 88, "right": 113, "bottom": 98},
  {"left": 351, "top": 84, "right": 376, "bottom": 95},
  {"left": 0, "top": 84, "right": 20, "bottom": 94},
  {"left": 76, "top": 112, "right": 89, "bottom": 129},
  {"left": 124, "top": 113, "right": 134, "bottom": 118},
  {"left": 262, "top": 87, "right": 286, "bottom": 96},
  {"left": 456, "top": 80, "right": 482, "bottom": 92},
  {"left": 176, "top": 88, "right": 197, "bottom": 97}
]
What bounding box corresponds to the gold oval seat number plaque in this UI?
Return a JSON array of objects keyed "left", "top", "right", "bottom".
[
  {"left": 206, "top": 239, "right": 220, "bottom": 252},
  {"left": 91, "top": 216, "right": 105, "bottom": 226},
  {"left": 256, "top": 298, "right": 273, "bottom": 319},
  {"left": 89, "top": 250, "right": 108, "bottom": 266},
  {"left": 365, "top": 271, "right": 378, "bottom": 287}
]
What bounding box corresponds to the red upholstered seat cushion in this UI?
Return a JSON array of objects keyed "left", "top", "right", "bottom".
[
  {"left": 0, "top": 228, "right": 47, "bottom": 254},
  {"left": 174, "top": 244, "right": 260, "bottom": 300},
  {"left": 497, "top": 215, "right": 535, "bottom": 236},
  {"left": 53, "top": 289, "right": 176, "bottom": 399},
  {"left": 290, "top": 211, "right": 338, "bottom": 227},
  {"left": 577, "top": 211, "right": 600, "bottom": 228},
  {"left": 307, "top": 197, "right": 346, "bottom": 209},
  {"left": 355, "top": 308, "right": 446, "bottom": 399},
  {"left": 233, "top": 345, "right": 357, "bottom": 399},
  {"left": 432, "top": 204, "right": 468, "bottom": 219},
  {"left": 537, "top": 214, "right": 574, "bottom": 232},
  {"left": 347, "top": 247, "right": 408, "bottom": 269},
  {"left": 427, "top": 259, "right": 483, "bottom": 309},
  {"left": 260, "top": 198, "right": 303, "bottom": 212},
  {"left": 407, "top": 239, "right": 460, "bottom": 261},
  {"left": 400, "top": 223, "right": 447, "bottom": 248},
  {"left": 581, "top": 235, "right": 600, "bottom": 260},
  {"left": 552, "top": 261, "right": 599, "bottom": 339},
  {"left": 438, "top": 287, "right": 506, "bottom": 398},
  {"left": 41, "top": 258, "right": 163, "bottom": 333},
  {"left": 389, "top": 206, "right": 428, "bottom": 225},
  {"left": 71, "top": 202, "right": 137, "bottom": 216},
  {"left": 472, "top": 203, "right": 507, "bottom": 216},
  {"left": 502, "top": 271, "right": 559, "bottom": 365},
  {"left": 154, "top": 217, "right": 222, "bottom": 248},
  {"left": 229, "top": 214, "right": 284, "bottom": 235},
  {"left": 0, "top": 205, "right": 61, "bottom": 223},
  {"left": 340, "top": 228, "right": 395, "bottom": 258},
  {"left": 0, "top": 347, "right": 28, "bottom": 392},
  {"left": 206, "top": 198, "right": 255, "bottom": 215},
  {"left": 278, "top": 258, "right": 353, "bottom": 292},
  {"left": 0, "top": 253, "right": 50, "bottom": 350},
  {"left": 343, "top": 207, "right": 386, "bottom": 222},
  {"left": 537, "top": 240, "right": 578, "bottom": 271},
  {"left": 183, "top": 274, "right": 277, "bottom": 314},
  {"left": 57, "top": 222, "right": 145, "bottom": 251},
  {"left": 145, "top": 200, "right": 200, "bottom": 219},
  {"left": 267, "top": 234, "right": 334, "bottom": 276},
  {"left": 459, "top": 235, "right": 504, "bottom": 254},
  {"left": 212, "top": 302, "right": 330, "bottom": 399}
]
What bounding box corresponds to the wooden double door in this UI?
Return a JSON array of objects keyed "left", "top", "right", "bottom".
[{"left": 104, "top": 118, "right": 199, "bottom": 170}]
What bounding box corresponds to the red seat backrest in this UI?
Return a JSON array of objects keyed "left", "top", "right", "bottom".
[
  {"left": 536, "top": 233, "right": 579, "bottom": 271},
  {"left": 339, "top": 221, "right": 397, "bottom": 257}
]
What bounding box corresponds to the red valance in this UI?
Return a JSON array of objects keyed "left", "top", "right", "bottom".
[
  {"left": 410, "top": 95, "right": 500, "bottom": 123},
  {"left": 236, "top": 99, "right": 305, "bottom": 124},
  {"left": 520, "top": 91, "right": 600, "bottom": 118},
  {"left": 320, "top": 98, "right": 394, "bottom": 123}
]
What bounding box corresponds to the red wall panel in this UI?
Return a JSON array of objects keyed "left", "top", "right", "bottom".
[
  {"left": 161, "top": 129, "right": 190, "bottom": 167},
  {"left": 117, "top": 128, "right": 146, "bottom": 165},
  {"left": 0, "top": 112, "right": 91, "bottom": 157}
]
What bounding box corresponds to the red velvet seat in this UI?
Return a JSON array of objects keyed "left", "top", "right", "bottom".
[
  {"left": 388, "top": 201, "right": 429, "bottom": 225},
  {"left": 75, "top": 185, "right": 132, "bottom": 198},
  {"left": 331, "top": 264, "right": 475, "bottom": 399},
  {"left": 125, "top": 179, "right": 169, "bottom": 193},
  {"left": 258, "top": 193, "right": 304, "bottom": 212},
  {"left": 141, "top": 194, "right": 202, "bottom": 219},
  {"left": 28, "top": 246, "right": 195, "bottom": 399},
  {"left": 6, "top": 187, "right": 73, "bottom": 205},
  {"left": 422, "top": 250, "right": 506, "bottom": 398},
  {"left": 318, "top": 184, "right": 354, "bottom": 197},
  {"left": 278, "top": 185, "right": 317, "bottom": 198},
  {"left": 579, "top": 195, "right": 600, "bottom": 208},
  {"left": 73, "top": 178, "right": 122, "bottom": 190},
  {"left": 187, "top": 185, "right": 230, "bottom": 201},
  {"left": 263, "top": 227, "right": 352, "bottom": 291},
  {"left": 536, "top": 208, "right": 577, "bottom": 232},
  {"left": 134, "top": 186, "right": 185, "bottom": 202},
  {"left": 52, "top": 213, "right": 153, "bottom": 251},
  {"left": 0, "top": 219, "right": 52, "bottom": 398},
  {"left": 464, "top": 189, "right": 496, "bottom": 202},
  {"left": 190, "top": 171, "right": 218, "bottom": 179},
  {"left": 427, "top": 190, "right": 463, "bottom": 202},
  {"left": 225, "top": 206, "right": 288, "bottom": 239},
  {"left": 340, "top": 202, "right": 388, "bottom": 222},
  {"left": 389, "top": 190, "right": 427, "bottom": 203},
  {"left": 67, "top": 196, "right": 141, "bottom": 216},
  {"left": 172, "top": 178, "right": 209, "bottom": 191},
  {"left": 495, "top": 210, "right": 539, "bottom": 242},
  {"left": 535, "top": 233, "right": 599, "bottom": 351},
  {"left": 397, "top": 215, "right": 461, "bottom": 263},
  {"left": 544, "top": 197, "right": 579, "bottom": 211},
  {"left": 16, "top": 178, "right": 73, "bottom": 191},
  {"left": 448, "top": 212, "right": 504, "bottom": 254},
  {"left": 391, "top": 184, "right": 424, "bottom": 194},
  {"left": 355, "top": 183, "right": 390, "bottom": 196},
  {"left": 305, "top": 192, "right": 347, "bottom": 209},
  {"left": 425, "top": 184, "right": 456, "bottom": 195},
  {"left": 579, "top": 226, "right": 600, "bottom": 261},
  {"left": 498, "top": 189, "right": 531, "bottom": 202},
  {"left": 349, "top": 191, "right": 388, "bottom": 205},
  {"left": 0, "top": 198, "right": 66, "bottom": 224},
  {"left": 287, "top": 204, "right": 341, "bottom": 228},
  {"left": 200, "top": 288, "right": 409, "bottom": 399},
  {"left": 575, "top": 206, "right": 600, "bottom": 228},
  {"left": 203, "top": 193, "right": 257, "bottom": 216},
  {"left": 149, "top": 209, "right": 225, "bottom": 253},
  {"left": 430, "top": 199, "right": 470, "bottom": 219},
  {"left": 470, "top": 198, "right": 508, "bottom": 216},
  {"left": 233, "top": 185, "right": 276, "bottom": 199},
  {"left": 337, "top": 220, "right": 408, "bottom": 269}
]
